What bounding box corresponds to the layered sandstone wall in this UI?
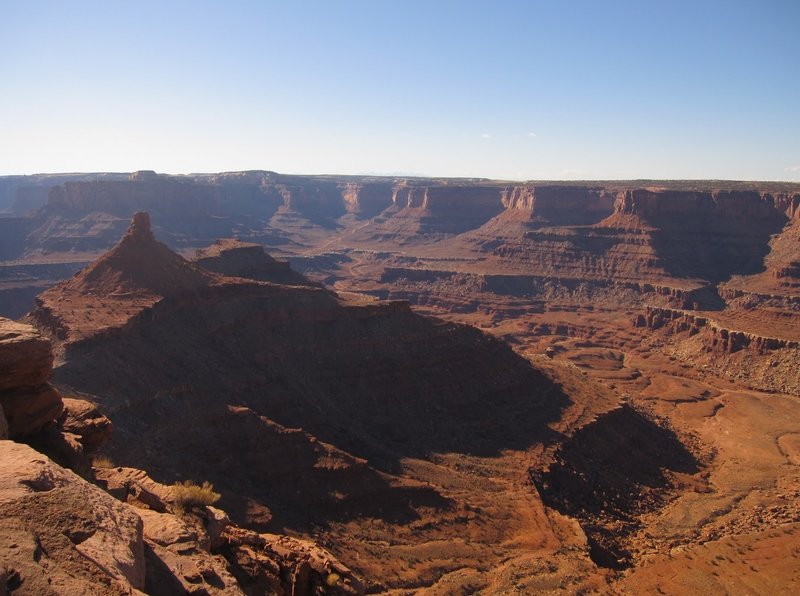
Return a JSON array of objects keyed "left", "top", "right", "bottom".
[
  {"left": 722, "top": 217, "right": 800, "bottom": 296},
  {"left": 594, "top": 189, "right": 792, "bottom": 282},
  {"left": 8, "top": 175, "right": 800, "bottom": 302},
  {"left": 500, "top": 185, "right": 615, "bottom": 225},
  {"left": 341, "top": 181, "right": 394, "bottom": 217},
  {"left": 26, "top": 176, "right": 800, "bottom": 259},
  {"left": 274, "top": 181, "right": 348, "bottom": 220},
  {"left": 36, "top": 177, "right": 282, "bottom": 252},
  {"left": 0, "top": 318, "right": 63, "bottom": 437},
  {"left": 49, "top": 179, "right": 217, "bottom": 214},
  {"left": 772, "top": 192, "right": 800, "bottom": 219},
  {"left": 382, "top": 184, "right": 507, "bottom": 235},
  {"left": 611, "top": 189, "right": 788, "bottom": 226},
  {"left": 634, "top": 306, "right": 800, "bottom": 354}
]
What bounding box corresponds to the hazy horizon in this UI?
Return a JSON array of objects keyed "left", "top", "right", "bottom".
[
  {"left": 4, "top": 169, "right": 800, "bottom": 186},
  {"left": 2, "top": 1, "right": 799, "bottom": 181}
]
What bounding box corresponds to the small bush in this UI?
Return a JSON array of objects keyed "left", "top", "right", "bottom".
[
  {"left": 325, "top": 573, "right": 341, "bottom": 587},
  {"left": 92, "top": 455, "right": 116, "bottom": 469},
  {"left": 172, "top": 480, "right": 221, "bottom": 512}
]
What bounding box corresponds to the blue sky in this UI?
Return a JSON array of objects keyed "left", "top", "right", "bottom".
[{"left": 2, "top": 1, "right": 799, "bottom": 180}]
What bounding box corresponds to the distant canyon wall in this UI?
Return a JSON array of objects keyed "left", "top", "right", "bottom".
[
  {"left": 500, "top": 185, "right": 615, "bottom": 225},
  {"left": 1, "top": 172, "right": 798, "bottom": 287},
  {"left": 612, "top": 189, "right": 800, "bottom": 225},
  {"left": 9, "top": 172, "right": 798, "bottom": 233}
]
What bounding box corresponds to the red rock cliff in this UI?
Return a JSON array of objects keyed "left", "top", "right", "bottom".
[
  {"left": 500, "top": 185, "right": 615, "bottom": 225},
  {"left": 0, "top": 318, "right": 63, "bottom": 437},
  {"left": 611, "top": 189, "right": 787, "bottom": 226}
]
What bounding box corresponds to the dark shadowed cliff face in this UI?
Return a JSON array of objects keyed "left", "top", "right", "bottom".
[
  {"left": 53, "top": 291, "right": 567, "bottom": 467},
  {"left": 608, "top": 190, "right": 789, "bottom": 282},
  {"left": 531, "top": 404, "right": 699, "bottom": 569},
  {"left": 0, "top": 173, "right": 131, "bottom": 214}
]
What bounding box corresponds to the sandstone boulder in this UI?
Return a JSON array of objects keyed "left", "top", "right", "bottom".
[
  {"left": 1, "top": 384, "right": 63, "bottom": 438},
  {"left": 0, "top": 441, "right": 146, "bottom": 594},
  {"left": 94, "top": 466, "right": 173, "bottom": 513},
  {"left": 0, "top": 318, "right": 63, "bottom": 437},
  {"left": 62, "top": 397, "right": 113, "bottom": 453},
  {"left": 94, "top": 464, "right": 364, "bottom": 595},
  {"left": 137, "top": 508, "right": 247, "bottom": 595},
  {"left": 222, "top": 527, "right": 364, "bottom": 595},
  {"left": 0, "top": 318, "right": 53, "bottom": 390}
]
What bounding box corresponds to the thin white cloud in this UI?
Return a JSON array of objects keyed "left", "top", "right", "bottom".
[
  {"left": 785, "top": 165, "right": 800, "bottom": 172},
  {"left": 481, "top": 133, "right": 492, "bottom": 139},
  {"left": 527, "top": 132, "right": 537, "bottom": 137}
]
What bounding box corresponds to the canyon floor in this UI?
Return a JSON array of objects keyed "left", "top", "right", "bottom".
[{"left": 303, "top": 256, "right": 800, "bottom": 594}]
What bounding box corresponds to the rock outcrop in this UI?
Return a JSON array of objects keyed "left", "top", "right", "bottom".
[
  {"left": 0, "top": 318, "right": 63, "bottom": 437},
  {"left": 61, "top": 397, "right": 114, "bottom": 453},
  {"left": 194, "top": 239, "right": 313, "bottom": 286},
  {"left": 0, "top": 441, "right": 146, "bottom": 594},
  {"left": 94, "top": 465, "right": 364, "bottom": 595},
  {"left": 635, "top": 306, "right": 800, "bottom": 354},
  {"left": 0, "top": 441, "right": 363, "bottom": 595},
  {"left": 499, "top": 185, "right": 615, "bottom": 225},
  {"left": 29, "top": 212, "right": 223, "bottom": 347}
]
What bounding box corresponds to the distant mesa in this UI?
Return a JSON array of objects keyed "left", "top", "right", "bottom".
[
  {"left": 128, "top": 170, "right": 162, "bottom": 181},
  {"left": 194, "top": 238, "right": 315, "bottom": 286}
]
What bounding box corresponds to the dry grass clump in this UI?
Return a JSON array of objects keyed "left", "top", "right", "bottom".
[
  {"left": 91, "top": 455, "right": 116, "bottom": 469},
  {"left": 172, "top": 480, "right": 221, "bottom": 512},
  {"left": 326, "top": 572, "right": 341, "bottom": 587}
]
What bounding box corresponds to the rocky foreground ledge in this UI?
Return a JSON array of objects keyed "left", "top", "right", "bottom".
[
  {"left": 0, "top": 315, "right": 363, "bottom": 595},
  {"left": 0, "top": 441, "right": 363, "bottom": 595}
]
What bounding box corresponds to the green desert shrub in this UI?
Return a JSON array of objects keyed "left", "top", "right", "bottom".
[{"left": 172, "top": 480, "right": 221, "bottom": 512}]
